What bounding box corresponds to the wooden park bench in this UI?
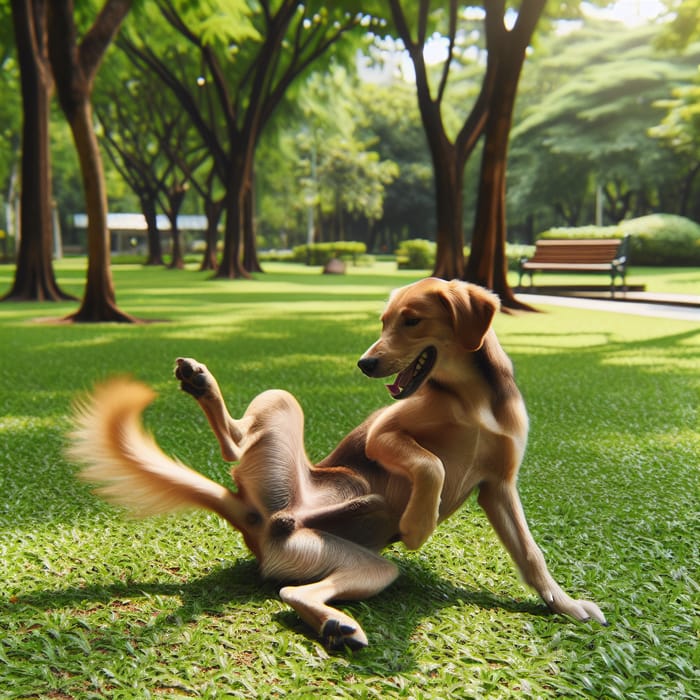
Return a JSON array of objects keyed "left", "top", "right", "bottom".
[{"left": 518, "top": 235, "right": 630, "bottom": 296}]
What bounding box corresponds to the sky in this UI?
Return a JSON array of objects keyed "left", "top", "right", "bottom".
[{"left": 582, "top": 0, "right": 667, "bottom": 25}]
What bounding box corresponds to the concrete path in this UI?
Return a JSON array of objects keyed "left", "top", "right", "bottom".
[{"left": 517, "top": 293, "right": 700, "bottom": 322}]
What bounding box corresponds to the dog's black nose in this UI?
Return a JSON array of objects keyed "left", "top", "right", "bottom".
[{"left": 357, "top": 357, "right": 379, "bottom": 377}]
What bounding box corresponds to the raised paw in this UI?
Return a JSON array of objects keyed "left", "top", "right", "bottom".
[
  {"left": 174, "top": 357, "right": 213, "bottom": 399},
  {"left": 321, "top": 618, "right": 368, "bottom": 651}
]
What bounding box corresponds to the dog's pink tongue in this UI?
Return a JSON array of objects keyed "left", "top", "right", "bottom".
[{"left": 386, "top": 378, "right": 402, "bottom": 397}]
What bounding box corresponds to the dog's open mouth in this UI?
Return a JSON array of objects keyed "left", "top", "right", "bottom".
[{"left": 386, "top": 346, "right": 437, "bottom": 400}]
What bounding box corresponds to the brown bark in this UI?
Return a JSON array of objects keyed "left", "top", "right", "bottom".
[
  {"left": 66, "top": 100, "right": 135, "bottom": 322},
  {"left": 464, "top": 0, "right": 545, "bottom": 311},
  {"left": 47, "top": 0, "right": 134, "bottom": 322},
  {"left": 215, "top": 183, "right": 250, "bottom": 280},
  {"left": 242, "top": 180, "right": 263, "bottom": 274},
  {"left": 199, "top": 199, "right": 223, "bottom": 272},
  {"left": 389, "top": 0, "right": 492, "bottom": 282},
  {"left": 3, "top": 0, "right": 74, "bottom": 302},
  {"left": 141, "top": 194, "right": 164, "bottom": 266}
]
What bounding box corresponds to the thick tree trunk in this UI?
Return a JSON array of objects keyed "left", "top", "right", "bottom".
[
  {"left": 466, "top": 86, "right": 533, "bottom": 311},
  {"left": 465, "top": 1, "right": 544, "bottom": 311},
  {"left": 65, "top": 100, "right": 135, "bottom": 322},
  {"left": 3, "top": 0, "right": 74, "bottom": 302},
  {"left": 48, "top": 0, "right": 134, "bottom": 321},
  {"left": 216, "top": 183, "right": 250, "bottom": 279},
  {"left": 166, "top": 185, "right": 187, "bottom": 270},
  {"left": 432, "top": 146, "right": 465, "bottom": 280},
  {"left": 242, "top": 183, "right": 262, "bottom": 273}
]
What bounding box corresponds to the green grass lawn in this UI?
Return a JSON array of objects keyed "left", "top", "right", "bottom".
[{"left": 1, "top": 260, "right": 698, "bottom": 699}]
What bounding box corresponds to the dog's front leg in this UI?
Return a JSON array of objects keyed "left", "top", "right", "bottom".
[
  {"left": 175, "top": 357, "right": 252, "bottom": 462},
  {"left": 365, "top": 417, "right": 444, "bottom": 550},
  {"left": 478, "top": 479, "right": 607, "bottom": 625}
]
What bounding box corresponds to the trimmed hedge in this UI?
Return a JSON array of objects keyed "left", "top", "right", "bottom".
[
  {"left": 396, "top": 238, "right": 534, "bottom": 272},
  {"left": 292, "top": 241, "right": 367, "bottom": 266},
  {"left": 620, "top": 215, "right": 700, "bottom": 266},
  {"left": 396, "top": 239, "right": 436, "bottom": 269},
  {"left": 538, "top": 214, "right": 700, "bottom": 266}
]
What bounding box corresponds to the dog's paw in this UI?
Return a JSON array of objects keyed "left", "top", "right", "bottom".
[
  {"left": 321, "top": 618, "right": 368, "bottom": 651},
  {"left": 174, "top": 357, "right": 212, "bottom": 399},
  {"left": 545, "top": 589, "right": 608, "bottom": 626}
]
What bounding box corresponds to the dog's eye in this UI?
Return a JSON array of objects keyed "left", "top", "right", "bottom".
[{"left": 403, "top": 317, "right": 421, "bottom": 327}]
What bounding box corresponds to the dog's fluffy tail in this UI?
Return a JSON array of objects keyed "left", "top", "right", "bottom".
[{"left": 68, "top": 378, "right": 241, "bottom": 525}]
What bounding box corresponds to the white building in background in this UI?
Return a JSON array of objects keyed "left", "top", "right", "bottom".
[{"left": 72, "top": 213, "right": 208, "bottom": 254}]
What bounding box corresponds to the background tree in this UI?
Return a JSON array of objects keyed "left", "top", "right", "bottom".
[
  {"left": 97, "top": 65, "right": 208, "bottom": 269},
  {"left": 510, "top": 19, "right": 700, "bottom": 231},
  {"left": 3, "top": 0, "right": 74, "bottom": 302},
  {"left": 48, "top": 0, "right": 134, "bottom": 322},
  {"left": 463, "top": 0, "right": 545, "bottom": 309},
  {"left": 122, "top": 0, "right": 367, "bottom": 280},
  {"left": 96, "top": 74, "right": 165, "bottom": 266},
  {"left": 384, "top": 0, "right": 548, "bottom": 309},
  {"left": 650, "top": 73, "right": 700, "bottom": 219},
  {"left": 357, "top": 80, "right": 435, "bottom": 253}
]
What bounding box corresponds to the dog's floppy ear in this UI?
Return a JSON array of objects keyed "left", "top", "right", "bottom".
[{"left": 438, "top": 280, "right": 499, "bottom": 351}]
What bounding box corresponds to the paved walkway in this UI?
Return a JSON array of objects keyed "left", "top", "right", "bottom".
[{"left": 518, "top": 293, "right": 700, "bottom": 322}]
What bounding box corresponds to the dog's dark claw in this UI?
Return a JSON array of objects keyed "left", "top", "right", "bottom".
[
  {"left": 175, "top": 358, "right": 193, "bottom": 380},
  {"left": 321, "top": 619, "right": 367, "bottom": 651}
]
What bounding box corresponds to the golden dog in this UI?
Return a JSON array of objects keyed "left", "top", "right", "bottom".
[{"left": 69, "top": 278, "right": 606, "bottom": 649}]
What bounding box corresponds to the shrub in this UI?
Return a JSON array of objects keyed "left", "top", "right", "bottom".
[
  {"left": 396, "top": 238, "right": 436, "bottom": 269},
  {"left": 292, "top": 241, "right": 367, "bottom": 266},
  {"left": 619, "top": 214, "right": 700, "bottom": 266},
  {"left": 539, "top": 225, "right": 623, "bottom": 240},
  {"left": 537, "top": 215, "right": 700, "bottom": 266},
  {"left": 506, "top": 243, "right": 535, "bottom": 271}
]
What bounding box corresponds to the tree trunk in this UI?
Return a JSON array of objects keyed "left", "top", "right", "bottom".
[
  {"left": 200, "top": 198, "right": 223, "bottom": 272},
  {"left": 3, "top": 0, "right": 74, "bottom": 302},
  {"left": 48, "top": 0, "right": 134, "bottom": 322},
  {"left": 141, "top": 193, "right": 163, "bottom": 266},
  {"left": 216, "top": 182, "right": 250, "bottom": 279},
  {"left": 432, "top": 145, "right": 465, "bottom": 280},
  {"left": 65, "top": 99, "right": 135, "bottom": 322},
  {"left": 465, "top": 1, "right": 544, "bottom": 311},
  {"left": 242, "top": 181, "right": 262, "bottom": 273},
  {"left": 166, "top": 185, "right": 187, "bottom": 270}
]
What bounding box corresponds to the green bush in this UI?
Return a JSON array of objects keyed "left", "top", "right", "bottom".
[
  {"left": 396, "top": 238, "right": 436, "bottom": 269},
  {"left": 539, "top": 225, "right": 623, "bottom": 240},
  {"left": 292, "top": 241, "right": 367, "bottom": 266},
  {"left": 506, "top": 243, "right": 535, "bottom": 271},
  {"left": 537, "top": 215, "right": 700, "bottom": 266},
  {"left": 620, "top": 214, "right": 700, "bottom": 266},
  {"left": 396, "top": 238, "right": 533, "bottom": 272}
]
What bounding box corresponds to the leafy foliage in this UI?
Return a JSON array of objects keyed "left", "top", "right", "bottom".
[
  {"left": 539, "top": 214, "right": 700, "bottom": 265},
  {"left": 620, "top": 213, "right": 700, "bottom": 265},
  {"left": 292, "top": 241, "right": 367, "bottom": 265},
  {"left": 510, "top": 19, "right": 700, "bottom": 229}
]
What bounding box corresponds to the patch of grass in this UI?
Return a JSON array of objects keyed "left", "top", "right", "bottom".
[{"left": 1, "top": 260, "right": 698, "bottom": 698}]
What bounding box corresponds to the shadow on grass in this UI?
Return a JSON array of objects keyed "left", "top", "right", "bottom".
[{"left": 7, "top": 554, "right": 549, "bottom": 673}]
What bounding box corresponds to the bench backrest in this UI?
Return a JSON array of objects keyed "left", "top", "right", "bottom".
[{"left": 530, "top": 239, "right": 624, "bottom": 264}]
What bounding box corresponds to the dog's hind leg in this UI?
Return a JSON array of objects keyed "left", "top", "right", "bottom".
[
  {"left": 175, "top": 357, "right": 253, "bottom": 462},
  {"left": 265, "top": 529, "right": 399, "bottom": 650},
  {"left": 477, "top": 480, "right": 607, "bottom": 625}
]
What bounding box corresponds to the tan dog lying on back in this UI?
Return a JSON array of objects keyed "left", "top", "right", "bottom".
[{"left": 70, "top": 278, "right": 606, "bottom": 650}]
